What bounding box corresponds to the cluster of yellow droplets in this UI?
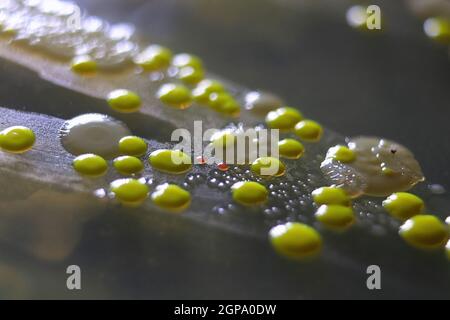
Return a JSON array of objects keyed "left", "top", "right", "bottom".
[
  {"left": 3, "top": 12, "right": 448, "bottom": 264},
  {"left": 382, "top": 192, "right": 449, "bottom": 252},
  {"left": 73, "top": 43, "right": 243, "bottom": 116},
  {"left": 67, "top": 131, "right": 193, "bottom": 211}
]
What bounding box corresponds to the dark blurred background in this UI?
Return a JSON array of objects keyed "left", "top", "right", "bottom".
[{"left": 71, "top": 0, "right": 450, "bottom": 189}]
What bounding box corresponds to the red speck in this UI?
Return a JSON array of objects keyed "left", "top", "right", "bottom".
[
  {"left": 196, "top": 156, "right": 207, "bottom": 165},
  {"left": 217, "top": 162, "right": 229, "bottom": 171}
]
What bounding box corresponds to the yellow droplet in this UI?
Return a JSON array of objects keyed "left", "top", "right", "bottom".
[
  {"left": 382, "top": 192, "right": 425, "bottom": 221},
  {"left": 381, "top": 166, "right": 396, "bottom": 176},
  {"left": 157, "top": 83, "right": 192, "bottom": 109},
  {"left": 294, "top": 120, "right": 323, "bottom": 142},
  {"left": 151, "top": 183, "right": 191, "bottom": 212},
  {"left": 133, "top": 45, "right": 173, "bottom": 72},
  {"left": 399, "top": 215, "right": 449, "bottom": 250},
  {"left": 278, "top": 138, "right": 304, "bottom": 159},
  {"left": 220, "top": 100, "right": 241, "bottom": 117},
  {"left": 70, "top": 55, "right": 97, "bottom": 74},
  {"left": 149, "top": 149, "right": 192, "bottom": 174},
  {"left": 207, "top": 92, "right": 231, "bottom": 111},
  {"left": 113, "top": 156, "right": 144, "bottom": 175},
  {"left": 265, "top": 107, "right": 303, "bottom": 131},
  {"left": 326, "top": 145, "right": 356, "bottom": 163},
  {"left": 110, "top": 178, "right": 149, "bottom": 206},
  {"left": 251, "top": 157, "right": 286, "bottom": 178},
  {"left": 346, "top": 5, "right": 369, "bottom": 30},
  {"left": 177, "top": 66, "right": 205, "bottom": 85},
  {"left": 119, "top": 136, "right": 147, "bottom": 157},
  {"left": 424, "top": 17, "right": 450, "bottom": 44},
  {"left": 231, "top": 181, "right": 268, "bottom": 206},
  {"left": 269, "top": 222, "right": 322, "bottom": 259},
  {"left": 172, "top": 53, "right": 203, "bottom": 70},
  {"left": 192, "top": 79, "right": 225, "bottom": 104},
  {"left": 107, "top": 89, "right": 142, "bottom": 113},
  {"left": 315, "top": 205, "right": 355, "bottom": 230},
  {"left": 207, "top": 93, "right": 240, "bottom": 116},
  {"left": 73, "top": 154, "right": 108, "bottom": 177},
  {"left": 0, "top": 126, "right": 35, "bottom": 153},
  {"left": 312, "top": 187, "right": 351, "bottom": 206},
  {"left": 210, "top": 131, "right": 236, "bottom": 149}
]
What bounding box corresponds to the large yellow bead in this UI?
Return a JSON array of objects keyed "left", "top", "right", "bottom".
[
  {"left": 251, "top": 157, "right": 286, "bottom": 178},
  {"left": 0, "top": 126, "right": 36, "bottom": 153},
  {"left": 312, "top": 187, "right": 351, "bottom": 206},
  {"left": 73, "top": 154, "right": 108, "bottom": 177},
  {"left": 278, "top": 138, "right": 304, "bottom": 159},
  {"left": 107, "top": 89, "right": 142, "bottom": 113},
  {"left": 269, "top": 222, "right": 322, "bottom": 259},
  {"left": 113, "top": 156, "right": 144, "bottom": 175},
  {"left": 399, "top": 215, "right": 449, "bottom": 250},
  {"left": 133, "top": 45, "right": 173, "bottom": 72},
  {"left": 326, "top": 145, "right": 356, "bottom": 163},
  {"left": 382, "top": 192, "right": 425, "bottom": 220},
  {"left": 151, "top": 183, "right": 191, "bottom": 212},
  {"left": 265, "top": 107, "right": 303, "bottom": 130},
  {"left": 157, "top": 83, "right": 192, "bottom": 109},
  {"left": 231, "top": 181, "right": 268, "bottom": 206},
  {"left": 315, "top": 205, "right": 355, "bottom": 230},
  {"left": 118, "top": 136, "right": 148, "bottom": 157},
  {"left": 110, "top": 178, "right": 149, "bottom": 206},
  {"left": 294, "top": 120, "right": 323, "bottom": 142},
  {"left": 149, "top": 149, "right": 192, "bottom": 174}
]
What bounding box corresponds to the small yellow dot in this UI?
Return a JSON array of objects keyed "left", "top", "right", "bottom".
[
  {"left": 149, "top": 149, "right": 192, "bottom": 174},
  {"left": 265, "top": 107, "right": 303, "bottom": 131},
  {"left": 399, "top": 215, "right": 449, "bottom": 250},
  {"left": 110, "top": 178, "right": 149, "bottom": 206},
  {"left": 70, "top": 55, "right": 97, "bottom": 74},
  {"left": 312, "top": 187, "right": 351, "bottom": 206},
  {"left": 172, "top": 53, "right": 204, "bottom": 70},
  {"left": 133, "top": 45, "right": 173, "bottom": 72},
  {"left": 294, "top": 120, "right": 323, "bottom": 142},
  {"left": 231, "top": 181, "right": 268, "bottom": 206},
  {"left": 381, "top": 166, "right": 395, "bottom": 176},
  {"left": 113, "top": 156, "right": 144, "bottom": 175},
  {"left": 73, "top": 154, "right": 108, "bottom": 177},
  {"left": 0, "top": 126, "right": 35, "bottom": 153},
  {"left": 269, "top": 222, "right": 322, "bottom": 259},
  {"left": 278, "top": 138, "right": 304, "bottom": 159},
  {"left": 315, "top": 205, "right": 355, "bottom": 230},
  {"left": 251, "top": 157, "right": 286, "bottom": 178},
  {"left": 107, "top": 89, "right": 142, "bottom": 113},
  {"left": 382, "top": 192, "right": 425, "bottom": 220},
  {"left": 151, "top": 183, "right": 191, "bottom": 212},
  {"left": 119, "top": 136, "right": 147, "bottom": 157},
  {"left": 157, "top": 83, "right": 192, "bottom": 109},
  {"left": 326, "top": 145, "right": 356, "bottom": 163}
]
